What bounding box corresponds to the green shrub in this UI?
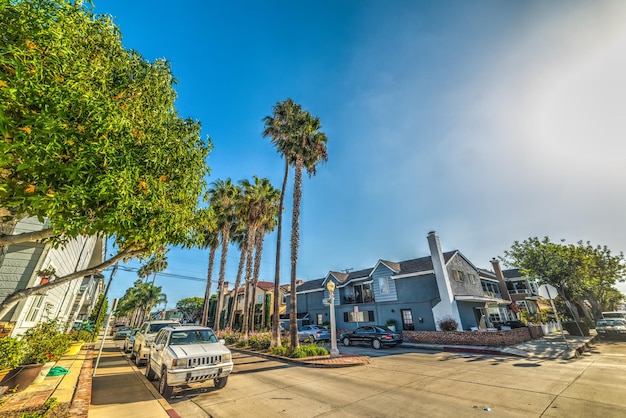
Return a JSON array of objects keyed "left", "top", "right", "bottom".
[
  {"left": 248, "top": 333, "right": 271, "bottom": 350},
  {"left": 23, "top": 320, "right": 71, "bottom": 364},
  {"left": 0, "top": 336, "right": 26, "bottom": 370},
  {"left": 290, "top": 344, "right": 329, "bottom": 358},
  {"left": 270, "top": 345, "right": 287, "bottom": 356},
  {"left": 69, "top": 330, "right": 95, "bottom": 342}
]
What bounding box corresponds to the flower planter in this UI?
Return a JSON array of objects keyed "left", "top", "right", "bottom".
[
  {"left": 0, "top": 363, "right": 45, "bottom": 392},
  {"left": 33, "top": 361, "right": 56, "bottom": 384}
]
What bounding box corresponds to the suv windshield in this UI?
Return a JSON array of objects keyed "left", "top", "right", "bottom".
[
  {"left": 149, "top": 323, "right": 176, "bottom": 333},
  {"left": 169, "top": 330, "right": 218, "bottom": 345}
]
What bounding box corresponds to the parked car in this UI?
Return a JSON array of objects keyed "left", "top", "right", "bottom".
[
  {"left": 123, "top": 328, "right": 139, "bottom": 353},
  {"left": 113, "top": 327, "right": 132, "bottom": 340},
  {"left": 109, "top": 322, "right": 127, "bottom": 336},
  {"left": 601, "top": 311, "right": 626, "bottom": 320},
  {"left": 132, "top": 319, "right": 180, "bottom": 366},
  {"left": 145, "top": 325, "right": 234, "bottom": 398},
  {"left": 298, "top": 325, "right": 331, "bottom": 342},
  {"left": 595, "top": 319, "right": 626, "bottom": 340},
  {"left": 340, "top": 325, "right": 403, "bottom": 349}
]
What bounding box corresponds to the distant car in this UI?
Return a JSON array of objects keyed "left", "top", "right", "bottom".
[
  {"left": 113, "top": 327, "right": 132, "bottom": 340},
  {"left": 109, "top": 323, "right": 127, "bottom": 336},
  {"left": 132, "top": 319, "right": 180, "bottom": 366},
  {"left": 596, "top": 319, "right": 626, "bottom": 340},
  {"left": 298, "top": 325, "right": 331, "bottom": 343},
  {"left": 601, "top": 311, "right": 626, "bottom": 320},
  {"left": 145, "top": 325, "right": 234, "bottom": 398},
  {"left": 339, "top": 325, "right": 403, "bottom": 349},
  {"left": 123, "top": 328, "right": 139, "bottom": 353}
]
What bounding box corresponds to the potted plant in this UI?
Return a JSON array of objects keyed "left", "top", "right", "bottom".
[
  {"left": 0, "top": 336, "right": 26, "bottom": 384},
  {"left": 36, "top": 266, "right": 56, "bottom": 285},
  {"left": 386, "top": 319, "right": 398, "bottom": 332}
]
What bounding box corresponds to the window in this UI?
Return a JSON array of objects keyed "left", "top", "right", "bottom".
[
  {"left": 257, "top": 294, "right": 263, "bottom": 304},
  {"left": 468, "top": 273, "right": 476, "bottom": 284},
  {"left": 353, "top": 283, "right": 374, "bottom": 303},
  {"left": 343, "top": 310, "right": 375, "bottom": 323},
  {"left": 516, "top": 300, "right": 528, "bottom": 311},
  {"left": 378, "top": 276, "right": 390, "bottom": 295},
  {"left": 25, "top": 295, "right": 45, "bottom": 322},
  {"left": 401, "top": 309, "right": 414, "bottom": 330},
  {"left": 453, "top": 271, "right": 464, "bottom": 282}
]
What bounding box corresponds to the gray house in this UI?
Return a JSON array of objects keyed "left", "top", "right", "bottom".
[{"left": 288, "top": 231, "right": 516, "bottom": 332}]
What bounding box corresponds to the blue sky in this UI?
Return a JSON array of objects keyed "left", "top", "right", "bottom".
[{"left": 92, "top": 1, "right": 626, "bottom": 306}]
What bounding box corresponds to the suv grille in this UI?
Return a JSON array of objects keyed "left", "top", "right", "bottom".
[{"left": 187, "top": 355, "right": 222, "bottom": 368}]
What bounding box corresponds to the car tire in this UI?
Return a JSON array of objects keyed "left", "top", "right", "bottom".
[
  {"left": 159, "top": 366, "right": 173, "bottom": 399},
  {"left": 214, "top": 376, "right": 228, "bottom": 390},
  {"left": 134, "top": 348, "right": 142, "bottom": 366},
  {"left": 372, "top": 339, "right": 382, "bottom": 349},
  {"left": 145, "top": 359, "right": 157, "bottom": 381},
  {"left": 343, "top": 337, "right": 350, "bottom": 346}
]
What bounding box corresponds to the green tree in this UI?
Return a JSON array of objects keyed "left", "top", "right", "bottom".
[
  {"left": 176, "top": 297, "right": 204, "bottom": 324},
  {"left": 0, "top": 0, "right": 211, "bottom": 317},
  {"left": 264, "top": 99, "right": 328, "bottom": 347},
  {"left": 88, "top": 294, "right": 108, "bottom": 334},
  {"left": 227, "top": 229, "right": 248, "bottom": 330},
  {"left": 503, "top": 237, "right": 625, "bottom": 320}
]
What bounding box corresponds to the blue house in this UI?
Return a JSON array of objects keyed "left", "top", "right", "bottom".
[{"left": 287, "top": 231, "right": 515, "bottom": 332}]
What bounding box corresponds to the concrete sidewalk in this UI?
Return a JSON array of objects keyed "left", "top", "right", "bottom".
[{"left": 89, "top": 338, "right": 179, "bottom": 418}]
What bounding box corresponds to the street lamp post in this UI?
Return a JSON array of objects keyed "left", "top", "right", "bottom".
[{"left": 326, "top": 281, "right": 340, "bottom": 358}]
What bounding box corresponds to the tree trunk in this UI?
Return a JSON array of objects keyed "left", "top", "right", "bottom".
[
  {"left": 289, "top": 158, "right": 303, "bottom": 348},
  {"left": 228, "top": 246, "right": 247, "bottom": 330},
  {"left": 271, "top": 160, "right": 289, "bottom": 348},
  {"left": 214, "top": 223, "right": 231, "bottom": 331},
  {"left": 250, "top": 228, "right": 264, "bottom": 331},
  {"left": 201, "top": 245, "right": 217, "bottom": 326},
  {"left": 0, "top": 244, "right": 144, "bottom": 319},
  {"left": 241, "top": 228, "right": 256, "bottom": 335}
]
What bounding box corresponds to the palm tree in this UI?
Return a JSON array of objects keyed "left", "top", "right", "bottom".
[
  {"left": 263, "top": 98, "right": 302, "bottom": 347},
  {"left": 200, "top": 230, "right": 219, "bottom": 326},
  {"left": 264, "top": 99, "right": 328, "bottom": 347},
  {"left": 238, "top": 176, "right": 278, "bottom": 335},
  {"left": 208, "top": 179, "right": 242, "bottom": 331}
]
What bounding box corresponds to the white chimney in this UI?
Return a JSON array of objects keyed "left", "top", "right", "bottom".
[{"left": 427, "top": 231, "right": 462, "bottom": 330}]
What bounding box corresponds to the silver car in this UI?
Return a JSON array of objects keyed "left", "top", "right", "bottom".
[{"left": 298, "top": 325, "right": 331, "bottom": 342}]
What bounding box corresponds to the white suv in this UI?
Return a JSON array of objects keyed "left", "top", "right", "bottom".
[
  {"left": 145, "top": 325, "right": 234, "bottom": 398},
  {"left": 131, "top": 319, "right": 179, "bottom": 366}
]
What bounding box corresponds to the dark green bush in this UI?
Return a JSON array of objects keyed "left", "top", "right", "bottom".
[{"left": 437, "top": 316, "right": 459, "bottom": 331}]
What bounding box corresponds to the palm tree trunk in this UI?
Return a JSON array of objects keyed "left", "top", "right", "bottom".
[
  {"left": 241, "top": 228, "right": 256, "bottom": 335},
  {"left": 214, "top": 223, "right": 231, "bottom": 331},
  {"left": 202, "top": 246, "right": 217, "bottom": 326},
  {"left": 271, "top": 160, "right": 289, "bottom": 347},
  {"left": 228, "top": 247, "right": 247, "bottom": 330},
  {"left": 289, "top": 158, "right": 304, "bottom": 348},
  {"left": 250, "top": 228, "right": 264, "bottom": 331}
]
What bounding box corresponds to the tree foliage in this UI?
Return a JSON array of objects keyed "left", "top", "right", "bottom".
[
  {"left": 502, "top": 237, "right": 625, "bottom": 318},
  {"left": 176, "top": 296, "right": 204, "bottom": 324},
  {"left": 0, "top": 0, "right": 211, "bottom": 315}
]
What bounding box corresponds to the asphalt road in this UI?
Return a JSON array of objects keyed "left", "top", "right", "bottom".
[{"left": 142, "top": 341, "right": 626, "bottom": 417}]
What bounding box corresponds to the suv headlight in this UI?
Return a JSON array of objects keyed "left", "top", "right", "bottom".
[
  {"left": 171, "top": 358, "right": 187, "bottom": 368},
  {"left": 222, "top": 352, "right": 232, "bottom": 362}
]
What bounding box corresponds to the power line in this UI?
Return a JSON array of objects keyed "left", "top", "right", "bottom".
[{"left": 108, "top": 265, "right": 206, "bottom": 282}]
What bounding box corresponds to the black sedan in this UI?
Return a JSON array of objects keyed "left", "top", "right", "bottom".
[
  {"left": 339, "top": 325, "right": 403, "bottom": 349},
  {"left": 596, "top": 319, "right": 626, "bottom": 340}
]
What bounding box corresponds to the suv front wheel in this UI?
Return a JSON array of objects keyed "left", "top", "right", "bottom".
[
  {"left": 159, "top": 366, "right": 173, "bottom": 398},
  {"left": 214, "top": 376, "right": 228, "bottom": 390}
]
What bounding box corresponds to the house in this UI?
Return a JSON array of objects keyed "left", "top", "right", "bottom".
[
  {"left": 501, "top": 267, "right": 540, "bottom": 314},
  {"left": 288, "top": 231, "right": 517, "bottom": 331},
  {"left": 222, "top": 280, "right": 289, "bottom": 329},
  {"left": 0, "top": 217, "right": 106, "bottom": 337}
]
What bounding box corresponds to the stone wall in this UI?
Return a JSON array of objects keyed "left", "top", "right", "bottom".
[{"left": 402, "top": 325, "right": 543, "bottom": 346}]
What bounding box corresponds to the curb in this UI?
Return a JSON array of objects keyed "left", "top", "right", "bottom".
[{"left": 230, "top": 347, "right": 370, "bottom": 368}]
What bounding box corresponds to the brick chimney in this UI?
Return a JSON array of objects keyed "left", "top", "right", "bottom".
[{"left": 490, "top": 258, "right": 511, "bottom": 301}]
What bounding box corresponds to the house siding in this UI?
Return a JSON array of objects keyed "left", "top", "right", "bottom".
[
  {"left": 371, "top": 264, "right": 398, "bottom": 303},
  {"left": 446, "top": 254, "right": 483, "bottom": 296}
]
